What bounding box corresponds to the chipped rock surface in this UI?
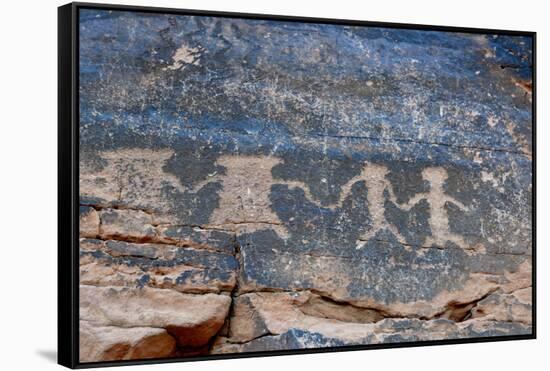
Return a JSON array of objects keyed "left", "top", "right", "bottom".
[
  {"left": 80, "top": 285, "right": 231, "bottom": 347},
  {"left": 78, "top": 8, "right": 533, "bottom": 362},
  {"left": 80, "top": 322, "right": 176, "bottom": 362}
]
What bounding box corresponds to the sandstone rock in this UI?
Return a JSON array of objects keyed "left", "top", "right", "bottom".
[
  {"left": 79, "top": 206, "right": 99, "bottom": 238},
  {"left": 221, "top": 291, "right": 533, "bottom": 348},
  {"left": 372, "top": 318, "right": 532, "bottom": 344},
  {"left": 228, "top": 295, "right": 271, "bottom": 343},
  {"left": 241, "top": 329, "right": 346, "bottom": 352},
  {"left": 228, "top": 292, "right": 387, "bottom": 344},
  {"left": 79, "top": 238, "right": 104, "bottom": 252},
  {"left": 98, "top": 208, "right": 156, "bottom": 242},
  {"left": 80, "top": 285, "right": 231, "bottom": 347},
  {"left": 79, "top": 239, "right": 238, "bottom": 293},
  {"left": 85, "top": 206, "right": 237, "bottom": 254},
  {"left": 471, "top": 288, "right": 532, "bottom": 324},
  {"left": 210, "top": 336, "right": 243, "bottom": 354},
  {"left": 299, "top": 294, "right": 385, "bottom": 324},
  {"left": 456, "top": 319, "right": 532, "bottom": 338},
  {"left": 79, "top": 321, "right": 176, "bottom": 362},
  {"left": 156, "top": 225, "right": 236, "bottom": 254},
  {"left": 212, "top": 319, "right": 532, "bottom": 354},
  {"left": 237, "top": 229, "right": 530, "bottom": 318}
]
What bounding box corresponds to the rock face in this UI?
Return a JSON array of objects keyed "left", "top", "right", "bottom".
[
  {"left": 80, "top": 322, "right": 177, "bottom": 362},
  {"left": 80, "top": 285, "right": 231, "bottom": 347},
  {"left": 78, "top": 8, "right": 533, "bottom": 363}
]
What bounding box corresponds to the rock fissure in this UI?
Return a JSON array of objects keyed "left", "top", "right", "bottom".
[{"left": 432, "top": 288, "right": 499, "bottom": 322}]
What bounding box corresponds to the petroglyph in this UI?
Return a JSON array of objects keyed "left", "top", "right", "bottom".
[
  {"left": 80, "top": 149, "right": 224, "bottom": 224},
  {"left": 270, "top": 161, "right": 473, "bottom": 251},
  {"left": 165, "top": 44, "right": 202, "bottom": 70},
  {"left": 420, "top": 168, "right": 470, "bottom": 250},
  {"left": 80, "top": 149, "right": 181, "bottom": 211},
  {"left": 82, "top": 151, "right": 482, "bottom": 251},
  {"left": 208, "top": 156, "right": 288, "bottom": 236}
]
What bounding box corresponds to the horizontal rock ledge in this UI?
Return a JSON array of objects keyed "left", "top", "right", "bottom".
[{"left": 80, "top": 285, "right": 232, "bottom": 347}]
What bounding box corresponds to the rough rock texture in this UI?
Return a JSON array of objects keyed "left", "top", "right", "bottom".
[
  {"left": 80, "top": 322, "right": 177, "bottom": 362},
  {"left": 80, "top": 285, "right": 231, "bottom": 346},
  {"left": 78, "top": 8, "right": 533, "bottom": 362}
]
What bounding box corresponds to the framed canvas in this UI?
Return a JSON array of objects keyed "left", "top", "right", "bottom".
[{"left": 58, "top": 2, "right": 536, "bottom": 368}]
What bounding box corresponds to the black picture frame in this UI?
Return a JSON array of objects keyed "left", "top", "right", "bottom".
[{"left": 58, "top": 2, "right": 537, "bottom": 369}]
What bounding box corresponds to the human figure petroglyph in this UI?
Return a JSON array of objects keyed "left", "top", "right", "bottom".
[
  {"left": 419, "top": 168, "right": 469, "bottom": 249},
  {"left": 207, "top": 156, "right": 289, "bottom": 236},
  {"left": 207, "top": 156, "right": 472, "bottom": 250},
  {"left": 359, "top": 166, "right": 470, "bottom": 249},
  {"left": 83, "top": 151, "right": 473, "bottom": 249},
  {"left": 344, "top": 163, "right": 408, "bottom": 248},
  {"left": 347, "top": 165, "right": 470, "bottom": 250}
]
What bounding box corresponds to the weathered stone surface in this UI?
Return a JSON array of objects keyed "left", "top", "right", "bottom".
[
  {"left": 99, "top": 208, "right": 156, "bottom": 242},
  {"left": 228, "top": 292, "right": 384, "bottom": 344},
  {"left": 238, "top": 230, "right": 530, "bottom": 318},
  {"left": 78, "top": 8, "right": 533, "bottom": 362},
  {"left": 80, "top": 285, "right": 231, "bottom": 347},
  {"left": 227, "top": 295, "right": 271, "bottom": 343},
  {"left": 79, "top": 239, "right": 238, "bottom": 293},
  {"left": 218, "top": 290, "right": 532, "bottom": 348},
  {"left": 240, "top": 329, "right": 347, "bottom": 352},
  {"left": 156, "top": 225, "right": 236, "bottom": 254},
  {"left": 80, "top": 321, "right": 176, "bottom": 362},
  {"left": 471, "top": 288, "right": 532, "bottom": 324},
  {"left": 79, "top": 206, "right": 99, "bottom": 238},
  {"left": 212, "top": 318, "right": 532, "bottom": 354}
]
